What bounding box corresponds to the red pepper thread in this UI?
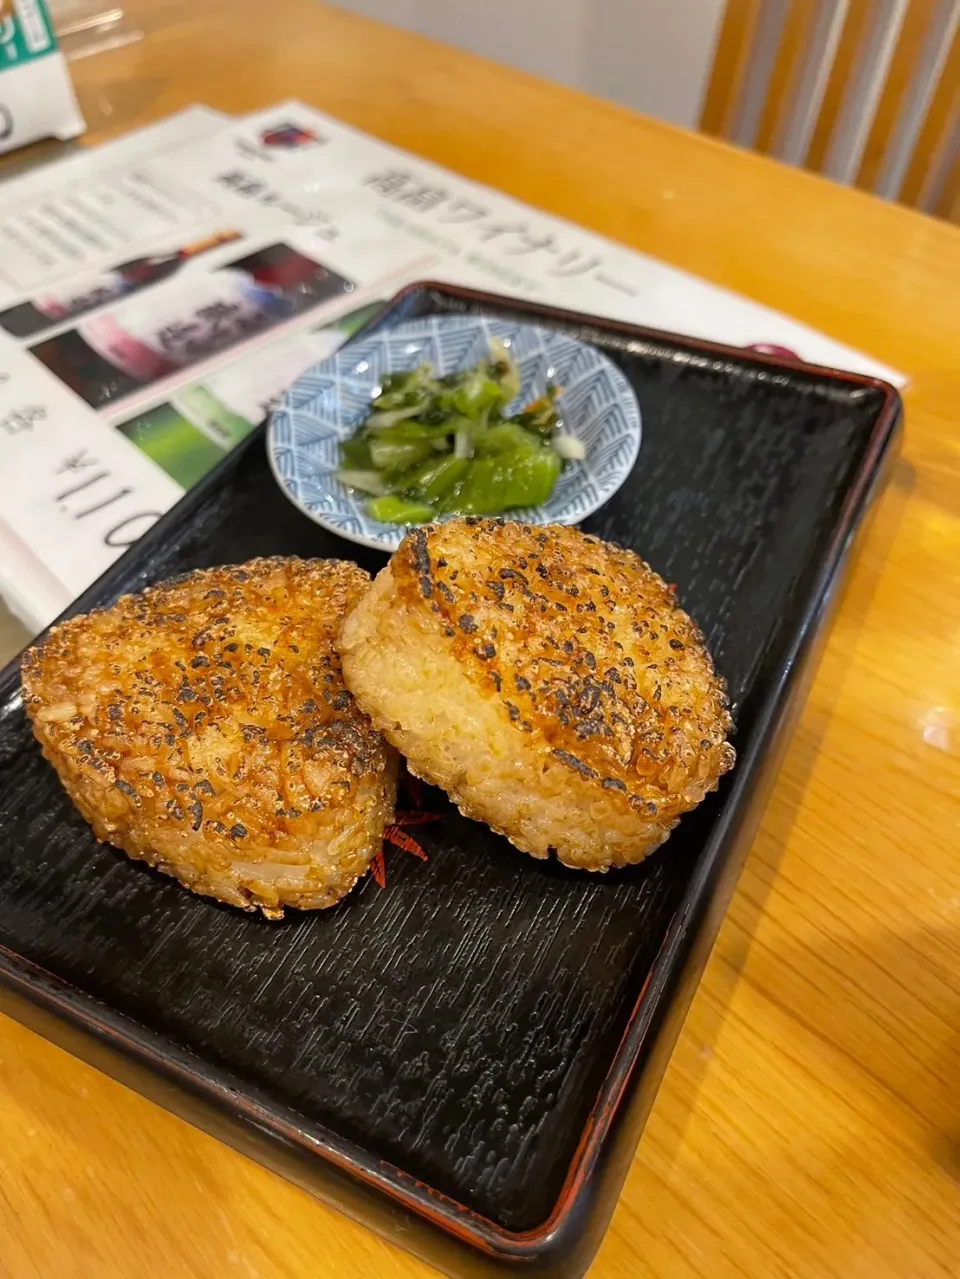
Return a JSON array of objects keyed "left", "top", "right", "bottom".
[
  {"left": 370, "top": 806, "right": 438, "bottom": 888},
  {"left": 384, "top": 826, "right": 431, "bottom": 860}
]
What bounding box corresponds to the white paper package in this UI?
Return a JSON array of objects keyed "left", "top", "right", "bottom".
[{"left": 0, "top": 0, "right": 84, "bottom": 154}]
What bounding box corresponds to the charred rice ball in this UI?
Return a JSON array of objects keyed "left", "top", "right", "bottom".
[
  {"left": 21, "top": 557, "right": 397, "bottom": 918},
  {"left": 339, "top": 519, "right": 734, "bottom": 870}
]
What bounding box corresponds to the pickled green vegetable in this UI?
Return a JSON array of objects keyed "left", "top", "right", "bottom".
[
  {"left": 512, "top": 386, "right": 562, "bottom": 439},
  {"left": 337, "top": 340, "right": 578, "bottom": 525},
  {"left": 368, "top": 436, "right": 433, "bottom": 473},
  {"left": 339, "top": 435, "right": 373, "bottom": 469},
  {"left": 452, "top": 448, "right": 561, "bottom": 515},
  {"left": 399, "top": 455, "right": 471, "bottom": 504},
  {"left": 501, "top": 447, "right": 562, "bottom": 508},
  {"left": 334, "top": 468, "right": 387, "bottom": 496},
  {"left": 472, "top": 422, "right": 540, "bottom": 456},
  {"left": 366, "top": 495, "right": 436, "bottom": 524}
]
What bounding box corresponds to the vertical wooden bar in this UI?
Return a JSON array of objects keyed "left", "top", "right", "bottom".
[
  {"left": 821, "top": 0, "right": 911, "bottom": 183},
  {"left": 753, "top": 0, "right": 823, "bottom": 154},
  {"left": 874, "top": 0, "right": 960, "bottom": 199},
  {"left": 699, "top": 0, "right": 768, "bottom": 138},
  {"left": 804, "top": 0, "right": 874, "bottom": 172},
  {"left": 901, "top": 23, "right": 960, "bottom": 208},
  {"left": 775, "top": 0, "right": 850, "bottom": 165}
]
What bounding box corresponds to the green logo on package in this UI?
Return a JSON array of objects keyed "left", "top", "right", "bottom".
[{"left": 0, "top": 0, "right": 59, "bottom": 67}]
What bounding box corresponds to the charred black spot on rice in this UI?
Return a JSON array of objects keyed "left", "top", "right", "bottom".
[
  {"left": 412, "top": 527, "right": 433, "bottom": 599},
  {"left": 552, "top": 748, "right": 598, "bottom": 779}
]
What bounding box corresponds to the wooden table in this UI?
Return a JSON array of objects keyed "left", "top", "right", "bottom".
[{"left": 4, "top": 2, "right": 960, "bottom": 1275}]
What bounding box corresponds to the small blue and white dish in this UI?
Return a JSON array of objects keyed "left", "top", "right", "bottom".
[{"left": 268, "top": 313, "right": 641, "bottom": 552}]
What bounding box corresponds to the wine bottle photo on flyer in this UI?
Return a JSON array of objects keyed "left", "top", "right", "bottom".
[
  {"left": 29, "top": 243, "right": 355, "bottom": 409},
  {"left": 0, "top": 231, "right": 244, "bottom": 339},
  {"left": 113, "top": 297, "right": 386, "bottom": 488}
]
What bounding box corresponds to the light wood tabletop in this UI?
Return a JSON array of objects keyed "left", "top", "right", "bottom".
[{"left": 3, "top": 1, "right": 960, "bottom": 1276}]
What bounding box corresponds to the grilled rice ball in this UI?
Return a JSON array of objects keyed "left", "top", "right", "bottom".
[
  {"left": 339, "top": 519, "right": 734, "bottom": 871},
  {"left": 21, "top": 557, "right": 397, "bottom": 918}
]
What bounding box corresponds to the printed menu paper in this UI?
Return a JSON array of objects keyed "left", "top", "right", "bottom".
[{"left": 0, "top": 100, "right": 903, "bottom": 633}]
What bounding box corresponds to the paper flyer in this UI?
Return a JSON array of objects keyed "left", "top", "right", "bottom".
[{"left": 0, "top": 100, "right": 902, "bottom": 633}]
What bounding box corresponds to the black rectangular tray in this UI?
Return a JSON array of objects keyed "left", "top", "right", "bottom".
[{"left": 0, "top": 283, "right": 901, "bottom": 1277}]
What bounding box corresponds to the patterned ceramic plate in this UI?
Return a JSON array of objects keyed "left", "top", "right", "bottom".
[{"left": 268, "top": 314, "right": 641, "bottom": 551}]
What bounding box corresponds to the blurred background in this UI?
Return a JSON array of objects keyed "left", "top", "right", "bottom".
[
  {"left": 42, "top": 0, "right": 960, "bottom": 220},
  {"left": 335, "top": 0, "right": 959, "bottom": 221}
]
